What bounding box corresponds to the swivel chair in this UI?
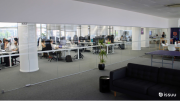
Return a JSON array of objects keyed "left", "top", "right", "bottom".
[{"left": 168, "top": 45, "right": 176, "bottom": 51}]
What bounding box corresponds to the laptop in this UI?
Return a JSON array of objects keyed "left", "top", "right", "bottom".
[
  {"left": 5, "top": 47, "right": 12, "bottom": 52},
  {"left": 59, "top": 45, "right": 62, "bottom": 48}
]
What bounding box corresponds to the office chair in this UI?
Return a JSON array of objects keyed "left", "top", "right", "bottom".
[
  {"left": 106, "top": 46, "right": 113, "bottom": 53},
  {"left": 92, "top": 38, "right": 100, "bottom": 54},
  {"left": 41, "top": 40, "right": 51, "bottom": 59},
  {"left": 12, "top": 55, "right": 20, "bottom": 65},
  {"left": 168, "top": 45, "right": 176, "bottom": 51},
  {"left": 43, "top": 44, "right": 57, "bottom": 62},
  {"left": 74, "top": 45, "right": 84, "bottom": 59},
  {"left": 48, "top": 52, "right": 58, "bottom": 62},
  {"left": 93, "top": 47, "right": 100, "bottom": 54}
]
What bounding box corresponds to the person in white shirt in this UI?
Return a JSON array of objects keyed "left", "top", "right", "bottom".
[
  {"left": 50, "top": 40, "right": 62, "bottom": 60},
  {"left": 4, "top": 40, "right": 10, "bottom": 50},
  {"left": 11, "top": 40, "right": 19, "bottom": 51}
]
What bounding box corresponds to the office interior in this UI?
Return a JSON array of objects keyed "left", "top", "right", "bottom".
[{"left": 0, "top": 22, "right": 178, "bottom": 92}]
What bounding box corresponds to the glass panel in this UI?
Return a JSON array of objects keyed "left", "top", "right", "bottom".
[
  {"left": 30, "top": 23, "right": 58, "bottom": 84},
  {"left": 0, "top": 23, "right": 31, "bottom": 91}
]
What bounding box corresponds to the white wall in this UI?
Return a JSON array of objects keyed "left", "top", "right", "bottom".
[
  {"left": 178, "top": 18, "right": 180, "bottom": 27},
  {"left": 168, "top": 18, "right": 179, "bottom": 27},
  {"left": 0, "top": 0, "right": 168, "bottom": 28}
]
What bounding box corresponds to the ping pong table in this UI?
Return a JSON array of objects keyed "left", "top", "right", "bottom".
[{"left": 145, "top": 50, "right": 180, "bottom": 68}]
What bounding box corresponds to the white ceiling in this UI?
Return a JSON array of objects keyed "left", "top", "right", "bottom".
[{"left": 75, "top": 0, "right": 180, "bottom": 18}]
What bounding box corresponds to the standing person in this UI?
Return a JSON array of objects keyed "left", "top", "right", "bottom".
[
  {"left": 161, "top": 32, "right": 166, "bottom": 44},
  {"left": 162, "top": 32, "right": 166, "bottom": 38}
]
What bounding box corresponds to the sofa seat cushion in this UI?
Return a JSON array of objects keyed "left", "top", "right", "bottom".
[
  {"left": 148, "top": 83, "right": 180, "bottom": 99},
  {"left": 113, "top": 77, "right": 156, "bottom": 94}
]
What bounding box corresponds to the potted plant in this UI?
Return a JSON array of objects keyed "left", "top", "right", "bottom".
[{"left": 98, "top": 39, "right": 107, "bottom": 70}]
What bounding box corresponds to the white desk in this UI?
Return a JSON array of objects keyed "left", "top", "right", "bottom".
[
  {"left": 105, "top": 44, "right": 115, "bottom": 54},
  {"left": 0, "top": 51, "right": 18, "bottom": 67}
]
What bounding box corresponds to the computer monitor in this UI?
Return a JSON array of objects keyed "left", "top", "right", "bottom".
[
  {"left": 79, "top": 36, "right": 85, "bottom": 40},
  {"left": 56, "top": 37, "right": 60, "bottom": 43},
  {"left": 60, "top": 37, "right": 65, "bottom": 40},
  {"left": 60, "top": 40, "right": 66, "bottom": 46}
]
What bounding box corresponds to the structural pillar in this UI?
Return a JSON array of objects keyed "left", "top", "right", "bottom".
[
  {"left": 141, "top": 28, "right": 149, "bottom": 47},
  {"left": 132, "top": 27, "right": 141, "bottom": 50},
  {"left": 18, "top": 23, "right": 39, "bottom": 72}
]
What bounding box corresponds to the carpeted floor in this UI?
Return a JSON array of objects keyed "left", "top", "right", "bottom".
[{"left": 0, "top": 44, "right": 179, "bottom": 100}]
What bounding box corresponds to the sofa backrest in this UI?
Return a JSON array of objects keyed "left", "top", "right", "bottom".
[
  {"left": 158, "top": 68, "right": 180, "bottom": 86},
  {"left": 127, "top": 63, "right": 159, "bottom": 82}
]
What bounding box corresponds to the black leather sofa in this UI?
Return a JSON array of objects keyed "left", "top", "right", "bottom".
[{"left": 110, "top": 63, "right": 180, "bottom": 100}]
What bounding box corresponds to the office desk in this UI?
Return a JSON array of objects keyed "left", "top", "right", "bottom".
[
  {"left": 105, "top": 44, "right": 115, "bottom": 54},
  {"left": 0, "top": 51, "right": 18, "bottom": 67}
]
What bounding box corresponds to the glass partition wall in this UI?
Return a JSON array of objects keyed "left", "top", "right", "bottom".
[{"left": 0, "top": 22, "right": 174, "bottom": 93}]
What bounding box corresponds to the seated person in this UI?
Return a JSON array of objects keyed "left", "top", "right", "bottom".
[
  {"left": 50, "top": 40, "right": 62, "bottom": 60},
  {"left": 4, "top": 40, "right": 19, "bottom": 66},
  {"left": 3, "top": 40, "right": 11, "bottom": 51},
  {"left": 41, "top": 39, "right": 46, "bottom": 50},
  {"left": 1, "top": 38, "right": 7, "bottom": 50},
  {"left": 11, "top": 40, "right": 19, "bottom": 51},
  {"left": 106, "top": 38, "right": 111, "bottom": 44},
  {"left": 41, "top": 39, "right": 47, "bottom": 57},
  {"left": 120, "top": 35, "right": 123, "bottom": 41},
  {"left": 105, "top": 38, "right": 112, "bottom": 52}
]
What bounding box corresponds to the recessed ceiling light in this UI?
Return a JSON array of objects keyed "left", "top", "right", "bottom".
[{"left": 166, "top": 4, "right": 180, "bottom": 7}]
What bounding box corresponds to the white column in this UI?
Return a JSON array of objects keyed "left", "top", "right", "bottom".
[
  {"left": 167, "top": 28, "right": 171, "bottom": 44},
  {"left": 141, "top": 28, "right": 149, "bottom": 47},
  {"left": 132, "top": 27, "right": 141, "bottom": 50},
  {"left": 18, "top": 23, "right": 39, "bottom": 72}
]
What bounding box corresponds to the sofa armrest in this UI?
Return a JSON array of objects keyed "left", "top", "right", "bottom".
[{"left": 110, "top": 66, "right": 127, "bottom": 89}]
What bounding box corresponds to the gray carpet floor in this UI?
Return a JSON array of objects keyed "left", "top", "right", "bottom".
[{"left": 0, "top": 44, "right": 179, "bottom": 100}]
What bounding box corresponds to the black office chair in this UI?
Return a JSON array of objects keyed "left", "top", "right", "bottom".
[
  {"left": 44, "top": 44, "right": 58, "bottom": 62},
  {"left": 12, "top": 55, "right": 20, "bottom": 65},
  {"left": 108, "top": 46, "right": 113, "bottom": 53},
  {"left": 48, "top": 52, "right": 57, "bottom": 62},
  {"left": 92, "top": 40, "right": 100, "bottom": 54}
]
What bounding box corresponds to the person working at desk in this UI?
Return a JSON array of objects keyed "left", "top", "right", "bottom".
[
  {"left": 4, "top": 40, "right": 10, "bottom": 50},
  {"left": 11, "top": 40, "right": 19, "bottom": 51},
  {"left": 50, "top": 39, "right": 62, "bottom": 60},
  {"left": 120, "top": 35, "right": 123, "bottom": 41},
  {"left": 106, "top": 38, "right": 111, "bottom": 44},
  {"left": 41, "top": 39, "right": 47, "bottom": 57},
  {"left": 41, "top": 39, "right": 46, "bottom": 49},
  {"left": 105, "top": 38, "right": 112, "bottom": 52},
  {"left": 4, "top": 40, "right": 19, "bottom": 66}
]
